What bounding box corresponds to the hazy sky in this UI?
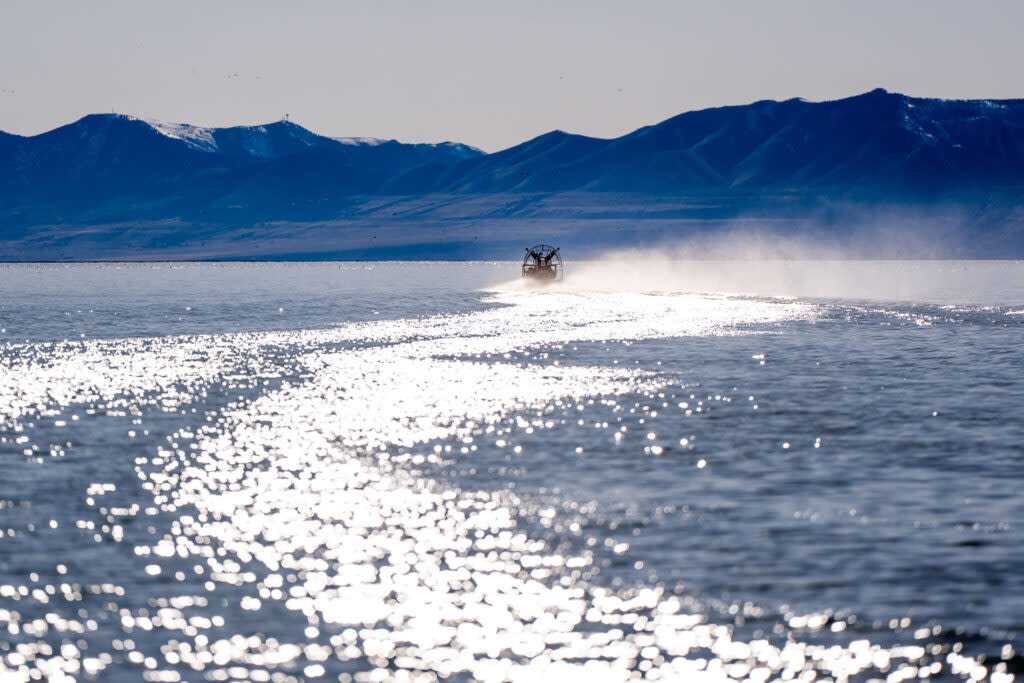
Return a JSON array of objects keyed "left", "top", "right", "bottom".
[{"left": 2, "top": 0, "right": 1022, "bottom": 151}]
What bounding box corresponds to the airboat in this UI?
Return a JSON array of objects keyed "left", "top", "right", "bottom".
[{"left": 522, "top": 244, "right": 563, "bottom": 282}]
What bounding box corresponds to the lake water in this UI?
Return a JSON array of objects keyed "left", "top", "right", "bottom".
[{"left": 1, "top": 260, "right": 1022, "bottom": 683}]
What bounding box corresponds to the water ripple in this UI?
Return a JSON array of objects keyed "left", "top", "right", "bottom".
[{"left": 1, "top": 289, "right": 1014, "bottom": 682}]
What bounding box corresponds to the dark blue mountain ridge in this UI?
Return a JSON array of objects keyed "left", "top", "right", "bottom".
[
  {"left": 397, "top": 89, "right": 1024, "bottom": 195},
  {"left": 0, "top": 113, "right": 484, "bottom": 201},
  {"left": 4, "top": 90, "right": 1024, "bottom": 202},
  {"left": 2, "top": 89, "right": 1024, "bottom": 259}
]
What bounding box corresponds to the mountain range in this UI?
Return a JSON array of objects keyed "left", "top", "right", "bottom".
[{"left": 2, "top": 88, "right": 1024, "bottom": 259}]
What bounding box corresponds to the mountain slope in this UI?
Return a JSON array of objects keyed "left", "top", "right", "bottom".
[
  {"left": 4, "top": 91, "right": 1024, "bottom": 203},
  {"left": 1, "top": 115, "right": 216, "bottom": 199},
  {"left": 0, "top": 114, "right": 484, "bottom": 203},
  {"left": 419, "top": 89, "right": 1024, "bottom": 195},
  {"left": 148, "top": 119, "right": 328, "bottom": 158},
  {"left": 2, "top": 90, "right": 1024, "bottom": 259}
]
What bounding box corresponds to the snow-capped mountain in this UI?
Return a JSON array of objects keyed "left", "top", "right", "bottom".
[
  {"left": 146, "top": 119, "right": 326, "bottom": 158},
  {"left": 145, "top": 120, "right": 221, "bottom": 153},
  {"left": 0, "top": 114, "right": 483, "bottom": 200}
]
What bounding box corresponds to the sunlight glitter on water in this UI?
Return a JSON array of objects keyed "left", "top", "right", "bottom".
[{"left": 0, "top": 288, "right": 1011, "bottom": 682}]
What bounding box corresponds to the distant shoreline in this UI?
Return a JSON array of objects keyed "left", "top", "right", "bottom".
[{"left": 2, "top": 257, "right": 1021, "bottom": 264}]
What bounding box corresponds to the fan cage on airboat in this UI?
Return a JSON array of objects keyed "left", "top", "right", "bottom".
[{"left": 521, "top": 244, "right": 563, "bottom": 281}]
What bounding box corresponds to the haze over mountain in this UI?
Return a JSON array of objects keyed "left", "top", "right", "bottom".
[{"left": 2, "top": 89, "right": 1023, "bottom": 259}]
